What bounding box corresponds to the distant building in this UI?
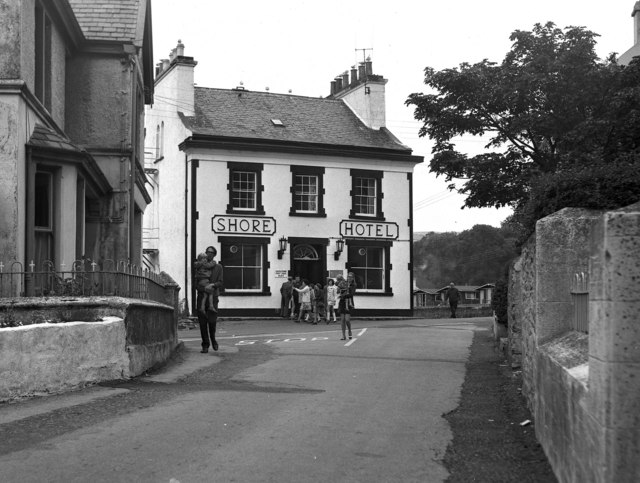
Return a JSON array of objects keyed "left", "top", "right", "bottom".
[
  {"left": 144, "top": 44, "right": 423, "bottom": 316},
  {"left": 0, "top": 0, "right": 153, "bottom": 279},
  {"left": 434, "top": 284, "right": 494, "bottom": 305},
  {"left": 618, "top": 2, "right": 640, "bottom": 65}
]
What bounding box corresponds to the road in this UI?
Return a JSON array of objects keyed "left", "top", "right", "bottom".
[{"left": 0, "top": 317, "right": 486, "bottom": 483}]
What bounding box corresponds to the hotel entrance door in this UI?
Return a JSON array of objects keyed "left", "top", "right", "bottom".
[{"left": 290, "top": 242, "right": 326, "bottom": 285}]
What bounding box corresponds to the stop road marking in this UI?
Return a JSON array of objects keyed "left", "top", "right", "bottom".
[{"left": 236, "top": 337, "right": 329, "bottom": 345}]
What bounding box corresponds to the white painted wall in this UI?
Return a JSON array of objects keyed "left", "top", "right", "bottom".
[{"left": 183, "top": 148, "right": 415, "bottom": 312}]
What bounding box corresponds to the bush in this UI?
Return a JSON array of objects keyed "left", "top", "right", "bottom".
[{"left": 492, "top": 279, "right": 509, "bottom": 326}]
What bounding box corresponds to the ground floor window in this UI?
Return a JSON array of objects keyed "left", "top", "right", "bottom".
[
  {"left": 34, "top": 170, "right": 54, "bottom": 266},
  {"left": 346, "top": 240, "right": 392, "bottom": 294},
  {"left": 219, "top": 236, "right": 270, "bottom": 294}
]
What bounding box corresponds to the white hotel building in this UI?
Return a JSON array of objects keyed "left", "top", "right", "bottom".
[{"left": 144, "top": 43, "right": 423, "bottom": 317}]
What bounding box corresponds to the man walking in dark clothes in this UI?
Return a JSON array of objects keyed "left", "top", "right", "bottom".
[
  {"left": 445, "top": 282, "right": 460, "bottom": 318},
  {"left": 196, "top": 246, "right": 224, "bottom": 352}
]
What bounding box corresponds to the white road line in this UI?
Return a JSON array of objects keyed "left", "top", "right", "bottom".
[{"left": 344, "top": 327, "right": 367, "bottom": 346}]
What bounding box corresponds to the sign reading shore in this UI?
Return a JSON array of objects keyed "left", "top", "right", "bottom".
[
  {"left": 339, "top": 220, "right": 398, "bottom": 240},
  {"left": 212, "top": 215, "right": 276, "bottom": 235}
]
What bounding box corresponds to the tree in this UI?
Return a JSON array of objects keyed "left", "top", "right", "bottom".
[
  {"left": 413, "top": 224, "right": 517, "bottom": 289},
  {"left": 406, "top": 22, "right": 640, "bottom": 240}
]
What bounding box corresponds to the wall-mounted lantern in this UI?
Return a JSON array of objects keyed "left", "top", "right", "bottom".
[
  {"left": 278, "top": 236, "right": 288, "bottom": 259},
  {"left": 334, "top": 238, "right": 345, "bottom": 261}
]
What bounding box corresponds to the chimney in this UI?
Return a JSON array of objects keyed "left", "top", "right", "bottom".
[
  {"left": 331, "top": 57, "right": 388, "bottom": 130},
  {"left": 176, "top": 39, "right": 185, "bottom": 57},
  {"left": 350, "top": 66, "right": 358, "bottom": 85},
  {"left": 634, "top": 2, "right": 640, "bottom": 44},
  {"left": 154, "top": 44, "right": 197, "bottom": 116}
]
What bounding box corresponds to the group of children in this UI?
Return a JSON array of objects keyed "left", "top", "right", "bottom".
[{"left": 292, "top": 274, "right": 354, "bottom": 326}]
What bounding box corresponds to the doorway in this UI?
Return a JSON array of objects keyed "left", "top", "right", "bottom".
[{"left": 290, "top": 241, "right": 327, "bottom": 286}]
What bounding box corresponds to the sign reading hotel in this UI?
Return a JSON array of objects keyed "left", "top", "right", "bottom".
[
  {"left": 339, "top": 220, "right": 399, "bottom": 240},
  {"left": 212, "top": 215, "right": 276, "bottom": 235}
]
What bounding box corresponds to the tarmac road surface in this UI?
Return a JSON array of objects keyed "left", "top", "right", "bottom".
[{"left": 0, "top": 317, "right": 554, "bottom": 482}]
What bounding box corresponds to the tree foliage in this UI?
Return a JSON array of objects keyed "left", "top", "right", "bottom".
[
  {"left": 407, "top": 22, "right": 640, "bottom": 240},
  {"left": 413, "top": 224, "right": 518, "bottom": 289}
]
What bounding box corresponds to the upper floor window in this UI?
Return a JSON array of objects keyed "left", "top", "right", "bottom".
[
  {"left": 226, "top": 162, "right": 264, "bottom": 215},
  {"left": 155, "top": 122, "right": 164, "bottom": 160},
  {"left": 350, "top": 169, "right": 384, "bottom": 220},
  {"left": 290, "top": 166, "right": 326, "bottom": 217},
  {"left": 35, "top": 2, "right": 52, "bottom": 112}
]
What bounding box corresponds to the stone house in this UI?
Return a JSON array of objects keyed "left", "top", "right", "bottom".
[
  {"left": 144, "top": 44, "right": 424, "bottom": 316},
  {"left": 0, "top": 0, "right": 153, "bottom": 286}
]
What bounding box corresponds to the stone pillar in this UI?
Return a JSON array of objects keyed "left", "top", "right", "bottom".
[
  {"left": 533, "top": 208, "right": 601, "bottom": 343},
  {"left": 588, "top": 202, "right": 640, "bottom": 482}
]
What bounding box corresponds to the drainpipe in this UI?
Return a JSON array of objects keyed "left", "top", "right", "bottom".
[
  {"left": 184, "top": 152, "right": 189, "bottom": 314},
  {"left": 190, "top": 158, "right": 199, "bottom": 314},
  {"left": 129, "top": 55, "right": 137, "bottom": 264}
]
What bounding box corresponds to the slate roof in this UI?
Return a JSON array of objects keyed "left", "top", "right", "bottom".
[
  {"left": 180, "top": 87, "right": 413, "bottom": 153},
  {"left": 27, "top": 124, "right": 84, "bottom": 153},
  {"left": 67, "top": 0, "right": 142, "bottom": 42}
]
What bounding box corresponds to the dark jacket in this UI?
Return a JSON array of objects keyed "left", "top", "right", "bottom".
[{"left": 445, "top": 287, "right": 460, "bottom": 303}]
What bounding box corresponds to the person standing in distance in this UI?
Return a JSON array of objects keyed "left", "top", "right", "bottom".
[
  {"left": 445, "top": 282, "right": 460, "bottom": 318},
  {"left": 196, "top": 246, "right": 224, "bottom": 352}
]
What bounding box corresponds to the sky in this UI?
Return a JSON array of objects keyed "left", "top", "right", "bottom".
[{"left": 151, "top": 0, "right": 635, "bottom": 233}]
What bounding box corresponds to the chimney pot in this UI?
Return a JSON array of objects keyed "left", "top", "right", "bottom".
[
  {"left": 162, "top": 58, "right": 170, "bottom": 70},
  {"left": 341, "top": 71, "right": 349, "bottom": 88},
  {"left": 350, "top": 66, "right": 358, "bottom": 85},
  {"left": 365, "top": 58, "right": 373, "bottom": 76},
  {"left": 176, "top": 39, "right": 185, "bottom": 56},
  {"left": 358, "top": 63, "right": 366, "bottom": 81},
  {"left": 330, "top": 80, "right": 337, "bottom": 95},
  {"left": 335, "top": 76, "right": 343, "bottom": 91}
]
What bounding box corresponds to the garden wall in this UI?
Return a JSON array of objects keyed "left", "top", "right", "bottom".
[
  {"left": 508, "top": 203, "right": 640, "bottom": 482},
  {"left": 0, "top": 297, "right": 178, "bottom": 400}
]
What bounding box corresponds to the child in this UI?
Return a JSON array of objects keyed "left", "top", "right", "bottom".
[
  {"left": 315, "top": 283, "right": 325, "bottom": 323},
  {"left": 325, "top": 278, "right": 338, "bottom": 323},
  {"left": 293, "top": 279, "right": 312, "bottom": 324},
  {"left": 194, "top": 252, "right": 215, "bottom": 315}
]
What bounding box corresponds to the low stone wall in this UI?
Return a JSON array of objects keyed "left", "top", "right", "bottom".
[
  {"left": 0, "top": 297, "right": 178, "bottom": 400},
  {"left": 413, "top": 305, "right": 493, "bottom": 319},
  {"left": 508, "top": 202, "right": 640, "bottom": 482}
]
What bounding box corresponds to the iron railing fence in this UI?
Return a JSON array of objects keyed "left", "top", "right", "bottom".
[
  {"left": 570, "top": 272, "right": 589, "bottom": 333},
  {"left": 0, "top": 259, "right": 166, "bottom": 304}
]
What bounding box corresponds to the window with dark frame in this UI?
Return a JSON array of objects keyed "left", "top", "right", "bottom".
[
  {"left": 226, "top": 162, "right": 264, "bottom": 215},
  {"left": 350, "top": 169, "right": 384, "bottom": 220},
  {"left": 35, "top": 2, "right": 52, "bottom": 112},
  {"left": 346, "top": 240, "right": 392, "bottom": 294},
  {"left": 290, "top": 166, "right": 326, "bottom": 217},
  {"left": 219, "top": 236, "right": 270, "bottom": 294},
  {"left": 34, "top": 171, "right": 54, "bottom": 265}
]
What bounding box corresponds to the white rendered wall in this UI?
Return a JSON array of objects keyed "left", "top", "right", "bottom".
[{"left": 185, "top": 149, "right": 415, "bottom": 312}]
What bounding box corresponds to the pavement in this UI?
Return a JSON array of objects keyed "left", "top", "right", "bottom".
[{"left": 442, "top": 319, "right": 557, "bottom": 482}]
